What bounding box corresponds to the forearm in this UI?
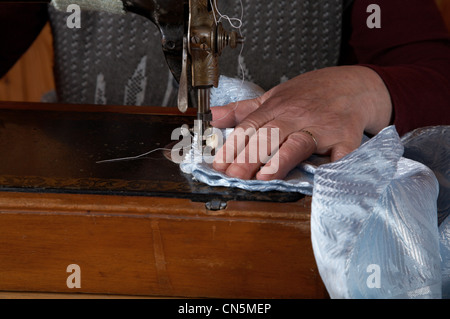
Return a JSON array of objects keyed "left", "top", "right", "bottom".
[
  {"left": 348, "top": 0, "right": 450, "bottom": 136},
  {"left": 0, "top": 4, "right": 49, "bottom": 78}
]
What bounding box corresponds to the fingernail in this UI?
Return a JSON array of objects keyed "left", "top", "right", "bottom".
[
  {"left": 212, "top": 161, "right": 228, "bottom": 172},
  {"left": 226, "top": 165, "right": 249, "bottom": 179},
  {"left": 256, "top": 172, "right": 274, "bottom": 181}
]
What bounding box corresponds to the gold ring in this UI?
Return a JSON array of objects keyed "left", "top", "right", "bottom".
[{"left": 300, "top": 129, "right": 318, "bottom": 149}]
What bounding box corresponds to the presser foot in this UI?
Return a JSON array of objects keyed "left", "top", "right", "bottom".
[{"left": 163, "top": 127, "right": 219, "bottom": 164}]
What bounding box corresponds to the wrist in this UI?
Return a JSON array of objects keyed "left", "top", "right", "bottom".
[{"left": 354, "top": 65, "right": 393, "bottom": 135}]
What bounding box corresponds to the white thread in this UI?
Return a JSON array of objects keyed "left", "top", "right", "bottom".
[
  {"left": 96, "top": 147, "right": 181, "bottom": 163},
  {"left": 97, "top": 126, "right": 193, "bottom": 164},
  {"left": 210, "top": 0, "right": 243, "bottom": 29},
  {"left": 209, "top": 0, "right": 247, "bottom": 124},
  {"left": 98, "top": 1, "right": 247, "bottom": 165}
]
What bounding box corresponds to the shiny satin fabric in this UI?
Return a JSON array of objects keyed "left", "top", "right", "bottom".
[
  {"left": 402, "top": 126, "right": 449, "bottom": 226},
  {"left": 440, "top": 216, "right": 450, "bottom": 299},
  {"left": 401, "top": 126, "right": 449, "bottom": 298},
  {"left": 181, "top": 77, "right": 449, "bottom": 298},
  {"left": 180, "top": 146, "right": 326, "bottom": 196},
  {"left": 311, "top": 126, "right": 443, "bottom": 299}
]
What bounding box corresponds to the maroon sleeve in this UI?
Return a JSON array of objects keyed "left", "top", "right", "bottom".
[
  {"left": 0, "top": 4, "right": 49, "bottom": 78},
  {"left": 348, "top": 0, "right": 450, "bottom": 136}
]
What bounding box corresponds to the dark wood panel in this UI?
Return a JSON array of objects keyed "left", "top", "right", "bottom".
[{"left": 0, "top": 102, "right": 325, "bottom": 298}]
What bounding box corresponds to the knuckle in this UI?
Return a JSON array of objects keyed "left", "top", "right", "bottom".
[
  {"left": 239, "top": 117, "right": 260, "bottom": 131},
  {"left": 288, "top": 131, "right": 313, "bottom": 148}
]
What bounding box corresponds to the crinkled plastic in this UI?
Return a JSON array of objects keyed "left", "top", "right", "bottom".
[{"left": 181, "top": 76, "right": 449, "bottom": 298}]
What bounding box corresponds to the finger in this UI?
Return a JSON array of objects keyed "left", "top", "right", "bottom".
[
  {"left": 219, "top": 118, "right": 300, "bottom": 179},
  {"left": 224, "top": 124, "right": 281, "bottom": 179},
  {"left": 256, "top": 130, "right": 317, "bottom": 181},
  {"left": 330, "top": 141, "right": 359, "bottom": 162},
  {"left": 212, "top": 123, "right": 258, "bottom": 173},
  {"left": 211, "top": 98, "right": 261, "bottom": 128},
  {"left": 213, "top": 101, "right": 274, "bottom": 172}
]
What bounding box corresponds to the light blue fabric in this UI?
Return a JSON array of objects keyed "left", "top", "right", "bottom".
[
  {"left": 180, "top": 149, "right": 327, "bottom": 196},
  {"left": 440, "top": 216, "right": 450, "bottom": 299},
  {"left": 399, "top": 126, "right": 450, "bottom": 299},
  {"left": 401, "top": 127, "right": 449, "bottom": 225},
  {"left": 311, "top": 126, "right": 443, "bottom": 299},
  {"left": 180, "top": 77, "right": 449, "bottom": 299},
  {"left": 210, "top": 75, "right": 266, "bottom": 107}
]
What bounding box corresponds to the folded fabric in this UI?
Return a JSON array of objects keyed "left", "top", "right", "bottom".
[
  {"left": 401, "top": 126, "right": 449, "bottom": 225},
  {"left": 440, "top": 216, "right": 450, "bottom": 299},
  {"left": 311, "top": 126, "right": 443, "bottom": 299},
  {"left": 180, "top": 148, "right": 327, "bottom": 196},
  {"left": 400, "top": 126, "right": 450, "bottom": 298},
  {"left": 210, "top": 75, "right": 266, "bottom": 107},
  {"left": 180, "top": 76, "right": 449, "bottom": 299}
]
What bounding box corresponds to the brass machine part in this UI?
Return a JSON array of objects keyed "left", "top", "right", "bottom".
[{"left": 179, "top": 0, "right": 243, "bottom": 149}]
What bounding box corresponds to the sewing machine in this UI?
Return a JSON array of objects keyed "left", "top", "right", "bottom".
[
  {"left": 4, "top": 0, "right": 242, "bottom": 149},
  {"left": 0, "top": 0, "right": 327, "bottom": 298},
  {"left": 123, "top": 0, "right": 244, "bottom": 151}
]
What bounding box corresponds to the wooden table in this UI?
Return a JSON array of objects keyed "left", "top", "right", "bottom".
[{"left": 0, "top": 102, "right": 327, "bottom": 299}]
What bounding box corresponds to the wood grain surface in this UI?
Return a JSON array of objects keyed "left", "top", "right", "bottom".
[
  {"left": 0, "top": 102, "right": 326, "bottom": 299},
  {"left": 0, "top": 191, "right": 325, "bottom": 298}
]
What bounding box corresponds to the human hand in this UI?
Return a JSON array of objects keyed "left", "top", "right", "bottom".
[{"left": 211, "top": 66, "right": 392, "bottom": 180}]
